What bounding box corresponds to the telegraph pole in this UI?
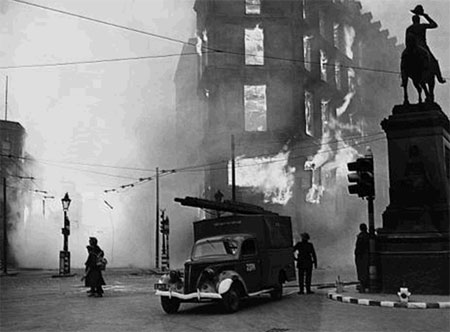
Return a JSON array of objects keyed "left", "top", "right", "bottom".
[
  {"left": 155, "top": 167, "right": 159, "bottom": 270},
  {"left": 4, "top": 76, "right": 8, "bottom": 121},
  {"left": 2, "top": 177, "right": 7, "bottom": 274},
  {"left": 231, "top": 135, "right": 236, "bottom": 201},
  {"left": 365, "top": 150, "right": 378, "bottom": 293},
  {"left": 2, "top": 77, "right": 9, "bottom": 273}
]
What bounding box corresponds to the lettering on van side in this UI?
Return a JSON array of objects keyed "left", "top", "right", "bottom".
[{"left": 246, "top": 263, "right": 256, "bottom": 272}]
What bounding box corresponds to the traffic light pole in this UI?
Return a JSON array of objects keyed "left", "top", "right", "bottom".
[
  {"left": 368, "top": 196, "right": 375, "bottom": 235},
  {"left": 155, "top": 167, "right": 159, "bottom": 270},
  {"left": 159, "top": 211, "right": 169, "bottom": 271},
  {"left": 231, "top": 135, "right": 236, "bottom": 202},
  {"left": 367, "top": 196, "right": 378, "bottom": 293},
  {"left": 3, "top": 177, "right": 7, "bottom": 274},
  {"left": 347, "top": 148, "right": 378, "bottom": 292}
]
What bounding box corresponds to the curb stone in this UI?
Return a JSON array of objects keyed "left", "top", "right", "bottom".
[{"left": 327, "top": 292, "right": 450, "bottom": 309}]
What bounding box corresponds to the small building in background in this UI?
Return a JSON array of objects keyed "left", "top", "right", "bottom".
[{"left": 0, "top": 120, "right": 27, "bottom": 268}]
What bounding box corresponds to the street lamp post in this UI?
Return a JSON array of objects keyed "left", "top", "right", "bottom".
[{"left": 59, "top": 192, "right": 72, "bottom": 276}]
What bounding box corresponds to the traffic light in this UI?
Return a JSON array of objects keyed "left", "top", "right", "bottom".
[
  {"left": 163, "top": 217, "right": 169, "bottom": 235},
  {"left": 160, "top": 218, "right": 164, "bottom": 234},
  {"left": 347, "top": 157, "right": 375, "bottom": 198},
  {"left": 160, "top": 210, "right": 169, "bottom": 234}
]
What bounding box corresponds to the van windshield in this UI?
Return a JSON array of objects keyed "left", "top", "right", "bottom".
[{"left": 192, "top": 239, "right": 238, "bottom": 260}]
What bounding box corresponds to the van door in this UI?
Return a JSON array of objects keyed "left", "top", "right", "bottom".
[{"left": 239, "top": 238, "right": 261, "bottom": 293}]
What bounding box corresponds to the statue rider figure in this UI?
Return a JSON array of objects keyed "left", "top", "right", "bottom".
[{"left": 406, "top": 5, "right": 446, "bottom": 84}]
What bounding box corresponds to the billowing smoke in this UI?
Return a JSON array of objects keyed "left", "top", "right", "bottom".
[
  {"left": 1, "top": 0, "right": 197, "bottom": 269},
  {"left": 337, "top": 68, "right": 356, "bottom": 117},
  {"left": 304, "top": 117, "right": 362, "bottom": 204},
  {"left": 304, "top": 63, "right": 361, "bottom": 204}
]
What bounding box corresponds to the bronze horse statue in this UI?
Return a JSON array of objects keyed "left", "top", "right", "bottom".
[{"left": 401, "top": 33, "right": 436, "bottom": 104}]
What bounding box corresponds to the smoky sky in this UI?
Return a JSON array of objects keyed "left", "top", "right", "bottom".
[
  {"left": 0, "top": 0, "right": 449, "bottom": 269},
  {"left": 0, "top": 0, "right": 198, "bottom": 268}
]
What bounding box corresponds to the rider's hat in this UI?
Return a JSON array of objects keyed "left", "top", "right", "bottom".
[{"left": 410, "top": 5, "right": 424, "bottom": 15}]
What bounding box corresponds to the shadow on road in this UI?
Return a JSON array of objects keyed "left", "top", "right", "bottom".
[{"left": 174, "top": 295, "right": 278, "bottom": 315}]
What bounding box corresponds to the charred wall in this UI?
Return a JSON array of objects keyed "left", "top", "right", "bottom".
[{"left": 175, "top": 0, "right": 402, "bottom": 268}]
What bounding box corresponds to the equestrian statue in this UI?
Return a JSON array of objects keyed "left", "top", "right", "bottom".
[{"left": 401, "top": 5, "right": 446, "bottom": 104}]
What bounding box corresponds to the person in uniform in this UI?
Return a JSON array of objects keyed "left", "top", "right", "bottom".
[
  {"left": 293, "top": 233, "right": 317, "bottom": 294},
  {"left": 355, "top": 224, "right": 370, "bottom": 293}
]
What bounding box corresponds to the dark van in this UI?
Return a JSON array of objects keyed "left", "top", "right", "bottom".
[{"left": 155, "top": 214, "right": 295, "bottom": 313}]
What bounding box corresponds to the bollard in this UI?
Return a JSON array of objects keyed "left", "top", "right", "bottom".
[
  {"left": 397, "top": 287, "right": 411, "bottom": 303},
  {"left": 335, "top": 275, "right": 344, "bottom": 293}
]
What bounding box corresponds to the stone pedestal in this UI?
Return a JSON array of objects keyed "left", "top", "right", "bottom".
[{"left": 378, "top": 102, "right": 450, "bottom": 295}]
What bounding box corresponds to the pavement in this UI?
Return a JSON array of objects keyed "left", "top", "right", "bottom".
[
  {"left": 2, "top": 266, "right": 449, "bottom": 311},
  {"left": 326, "top": 285, "right": 450, "bottom": 309},
  {"left": 2, "top": 267, "right": 450, "bottom": 332},
  {"left": 0, "top": 267, "right": 450, "bottom": 332}
]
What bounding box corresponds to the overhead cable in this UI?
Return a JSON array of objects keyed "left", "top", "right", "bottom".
[{"left": 8, "top": 0, "right": 433, "bottom": 78}]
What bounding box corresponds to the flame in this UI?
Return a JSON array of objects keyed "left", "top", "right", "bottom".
[
  {"left": 344, "top": 24, "right": 355, "bottom": 59},
  {"left": 305, "top": 129, "right": 333, "bottom": 171},
  {"left": 304, "top": 116, "right": 362, "bottom": 204},
  {"left": 196, "top": 35, "right": 202, "bottom": 56},
  {"left": 336, "top": 68, "right": 355, "bottom": 117},
  {"left": 321, "top": 118, "right": 362, "bottom": 175},
  {"left": 305, "top": 91, "right": 314, "bottom": 136},
  {"left": 196, "top": 30, "right": 208, "bottom": 57},
  {"left": 320, "top": 50, "right": 328, "bottom": 81},
  {"left": 305, "top": 184, "right": 324, "bottom": 204},
  {"left": 229, "top": 148, "right": 296, "bottom": 205}
]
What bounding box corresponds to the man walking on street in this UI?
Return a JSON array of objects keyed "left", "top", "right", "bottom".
[{"left": 293, "top": 233, "right": 317, "bottom": 294}]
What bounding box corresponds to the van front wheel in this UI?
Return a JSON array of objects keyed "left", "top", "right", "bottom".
[
  {"left": 222, "top": 285, "right": 240, "bottom": 313},
  {"left": 161, "top": 296, "right": 180, "bottom": 314}
]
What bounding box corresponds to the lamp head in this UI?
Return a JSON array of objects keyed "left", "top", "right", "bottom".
[{"left": 61, "top": 192, "right": 71, "bottom": 211}]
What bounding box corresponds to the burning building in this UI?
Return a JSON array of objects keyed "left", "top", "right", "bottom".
[{"left": 175, "top": 0, "right": 402, "bottom": 268}]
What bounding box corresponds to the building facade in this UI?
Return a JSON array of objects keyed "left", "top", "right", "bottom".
[
  {"left": 0, "top": 120, "right": 27, "bottom": 268},
  {"left": 175, "top": 0, "right": 402, "bottom": 267}
]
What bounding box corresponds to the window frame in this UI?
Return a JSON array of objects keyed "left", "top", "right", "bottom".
[{"left": 245, "top": 24, "right": 265, "bottom": 66}]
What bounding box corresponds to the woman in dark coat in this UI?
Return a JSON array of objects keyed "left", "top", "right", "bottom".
[{"left": 83, "top": 237, "right": 106, "bottom": 297}]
